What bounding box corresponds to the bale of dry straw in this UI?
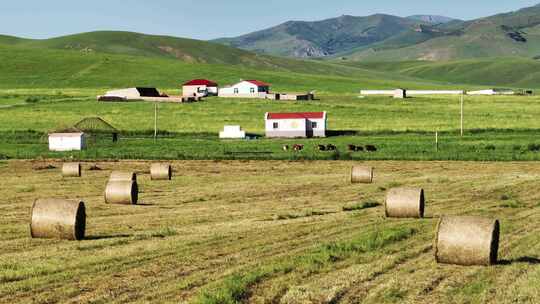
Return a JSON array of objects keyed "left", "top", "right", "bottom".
[
  {"left": 151, "top": 163, "right": 172, "bottom": 180},
  {"left": 385, "top": 187, "right": 425, "bottom": 218},
  {"left": 351, "top": 166, "right": 374, "bottom": 184},
  {"left": 435, "top": 216, "right": 500, "bottom": 266},
  {"left": 105, "top": 181, "right": 138, "bottom": 205},
  {"left": 62, "top": 162, "right": 81, "bottom": 177},
  {"left": 30, "top": 199, "right": 86, "bottom": 240},
  {"left": 109, "top": 171, "right": 137, "bottom": 182}
]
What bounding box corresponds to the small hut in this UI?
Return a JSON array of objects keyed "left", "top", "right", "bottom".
[{"left": 74, "top": 117, "right": 119, "bottom": 143}]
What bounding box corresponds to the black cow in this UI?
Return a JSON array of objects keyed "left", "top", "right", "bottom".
[{"left": 365, "top": 145, "right": 377, "bottom": 152}]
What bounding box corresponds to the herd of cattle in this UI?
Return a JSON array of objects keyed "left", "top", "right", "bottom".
[{"left": 282, "top": 144, "right": 378, "bottom": 152}]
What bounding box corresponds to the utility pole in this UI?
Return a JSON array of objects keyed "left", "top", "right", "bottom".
[
  {"left": 435, "top": 131, "right": 439, "bottom": 152},
  {"left": 154, "top": 103, "right": 158, "bottom": 142},
  {"left": 460, "top": 93, "right": 464, "bottom": 137}
]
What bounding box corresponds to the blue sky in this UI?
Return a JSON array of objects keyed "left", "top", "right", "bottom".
[{"left": 2, "top": 0, "right": 539, "bottom": 40}]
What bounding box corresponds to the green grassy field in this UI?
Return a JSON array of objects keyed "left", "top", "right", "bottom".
[
  {"left": 2, "top": 90, "right": 540, "bottom": 161},
  {"left": 343, "top": 58, "right": 540, "bottom": 89},
  {"left": 2, "top": 160, "right": 540, "bottom": 303}
]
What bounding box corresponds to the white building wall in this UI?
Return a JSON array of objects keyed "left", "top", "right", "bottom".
[
  {"left": 219, "top": 126, "right": 246, "bottom": 139},
  {"left": 407, "top": 90, "right": 464, "bottom": 95},
  {"left": 104, "top": 88, "right": 141, "bottom": 99},
  {"left": 48, "top": 134, "right": 86, "bottom": 151},
  {"left": 360, "top": 90, "right": 396, "bottom": 96},
  {"left": 218, "top": 81, "right": 269, "bottom": 98}
]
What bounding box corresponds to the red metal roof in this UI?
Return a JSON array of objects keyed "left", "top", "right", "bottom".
[
  {"left": 183, "top": 79, "right": 218, "bottom": 86},
  {"left": 246, "top": 80, "right": 270, "bottom": 87},
  {"left": 267, "top": 112, "right": 325, "bottom": 120}
]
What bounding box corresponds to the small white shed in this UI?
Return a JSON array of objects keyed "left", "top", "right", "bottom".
[
  {"left": 48, "top": 132, "right": 86, "bottom": 151},
  {"left": 219, "top": 126, "right": 246, "bottom": 139},
  {"left": 265, "top": 112, "right": 327, "bottom": 138}
]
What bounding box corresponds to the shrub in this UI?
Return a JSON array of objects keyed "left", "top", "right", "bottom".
[
  {"left": 528, "top": 144, "right": 540, "bottom": 152},
  {"left": 513, "top": 145, "right": 522, "bottom": 151},
  {"left": 25, "top": 96, "right": 40, "bottom": 103},
  {"left": 485, "top": 144, "right": 496, "bottom": 151}
]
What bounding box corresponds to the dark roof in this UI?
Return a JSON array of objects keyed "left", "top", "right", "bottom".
[
  {"left": 136, "top": 87, "right": 161, "bottom": 97},
  {"left": 183, "top": 79, "right": 218, "bottom": 86},
  {"left": 74, "top": 117, "right": 118, "bottom": 133}
]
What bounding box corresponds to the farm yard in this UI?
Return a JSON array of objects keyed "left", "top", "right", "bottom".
[
  {"left": 1, "top": 160, "right": 540, "bottom": 303},
  {"left": 2, "top": 90, "right": 540, "bottom": 161}
]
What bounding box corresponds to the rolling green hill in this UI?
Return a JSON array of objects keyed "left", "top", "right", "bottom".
[
  {"left": 0, "top": 31, "right": 310, "bottom": 67},
  {"left": 347, "top": 57, "right": 540, "bottom": 88},
  {"left": 215, "top": 3, "right": 540, "bottom": 61},
  {"left": 214, "top": 14, "right": 431, "bottom": 58},
  {"left": 0, "top": 42, "right": 446, "bottom": 91},
  {"left": 345, "top": 4, "right": 540, "bottom": 61}
]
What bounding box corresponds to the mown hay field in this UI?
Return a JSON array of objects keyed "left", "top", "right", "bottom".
[{"left": 1, "top": 160, "right": 540, "bottom": 303}]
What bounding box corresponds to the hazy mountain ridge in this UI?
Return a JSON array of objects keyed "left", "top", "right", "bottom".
[
  {"left": 215, "top": 4, "right": 540, "bottom": 61},
  {"left": 214, "top": 14, "right": 428, "bottom": 58}
]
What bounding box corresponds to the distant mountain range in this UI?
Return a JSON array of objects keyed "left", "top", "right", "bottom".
[
  {"left": 2, "top": 4, "right": 540, "bottom": 63},
  {"left": 214, "top": 4, "right": 540, "bottom": 61},
  {"left": 407, "top": 15, "right": 458, "bottom": 25}
]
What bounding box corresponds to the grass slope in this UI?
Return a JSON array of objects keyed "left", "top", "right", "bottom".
[
  {"left": 0, "top": 42, "right": 445, "bottom": 91},
  {"left": 347, "top": 58, "right": 540, "bottom": 88}
]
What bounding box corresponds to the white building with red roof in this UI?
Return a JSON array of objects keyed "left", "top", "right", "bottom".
[
  {"left": 265, "top": 112, "right": 327, "bottom": 138},
  {"left": 218, "top": 80, "right": 270, "bottom": 98},
  {"left": 182, "top": 79, "right": 219, "bottom": 97}
]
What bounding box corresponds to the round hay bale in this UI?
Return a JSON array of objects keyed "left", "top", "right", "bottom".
[
  {"left": 351, "top": 166, "right": 374, "bottom": 184},
  {"left": 435, "top": 216, "right": 500, "bottom": 266},
  {"left": 105, "top": 181, "right": 138, "bottom": 205},
  {"left": 109, "top": 171, "right": 137, "bottom": 182},
  {"left": 30, "top": 199, "right": 86, "bottom": 240},
  {"left": 62, "top": 162, "right": 81, "bottom": 177},
  {"left": 151, "top": 163, "right": 172, "bottom": 180},
  {"left": 385, "top": 187, "right": 425, "bottom": 218}
]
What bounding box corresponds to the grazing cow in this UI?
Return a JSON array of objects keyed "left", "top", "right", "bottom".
[
  {"left": 365, "top": 145, "right": 377, "bottom": 152},
  {"left": 282, "top": 145, "right": 290, "bottom": 151},
  {"left": 326, "top": 144, "right": 337, "bottom": 151},
  {"left": 348, "top": 145, "right": 364, "bottom": 152},
  {"left": 318, "top": 145, "right": 327, "bottom": 151},
  {"left": 293, "top": 144, "right": 304, "bottom": 151}
]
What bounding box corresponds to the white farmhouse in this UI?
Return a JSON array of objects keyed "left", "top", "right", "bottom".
[
  {"left": 218, "top": 80, "right": 270, "bottom": 98},
  {"left": 219, "top": 126, "right": 246, "bottom": 139},
  {"left": 48, "top": 132, "right": 86, "bottom": 151},
  {"left": 265, "top": 112, "right": 327, "bottom": 138}
]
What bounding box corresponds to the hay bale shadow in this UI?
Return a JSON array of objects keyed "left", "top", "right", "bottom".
[
  {"left": 498, "top": 256, "right": 540, "bottom": 265},
  {"left": 85, "top": 234, "right": 131, "bottom": 240}
]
